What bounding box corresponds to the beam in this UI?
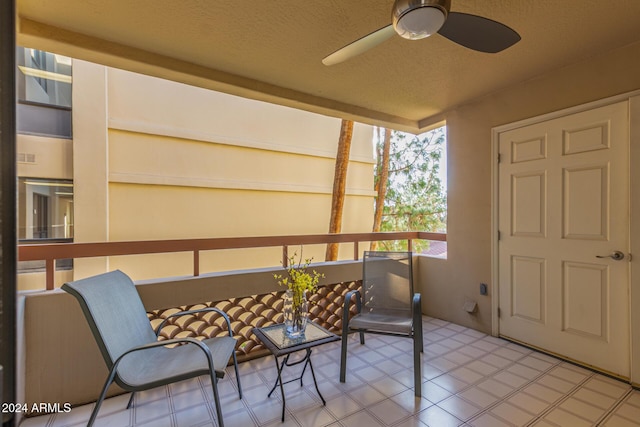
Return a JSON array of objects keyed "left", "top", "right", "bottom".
[{"left": 0, "top": 1, "right": 17, "bottom": 426}]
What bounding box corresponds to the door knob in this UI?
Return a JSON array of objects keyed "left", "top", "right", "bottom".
[{"left": 596, "top": 251, "right": 625, "bottom": 261}]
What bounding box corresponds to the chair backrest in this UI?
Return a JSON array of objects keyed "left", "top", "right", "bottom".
[
  {"left": 362, "top": 251, "right": 413, "bottom": 315},
  {"left": 61, "top": 270, "right": 157, "bottom": 369}
]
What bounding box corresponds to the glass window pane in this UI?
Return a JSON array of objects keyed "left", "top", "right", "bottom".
[
  {"left": 17, "top": 48, "right": 72, "bottom": 108},
  {"left": 17, "top": 178, "right": 74, "bottom": 240}
]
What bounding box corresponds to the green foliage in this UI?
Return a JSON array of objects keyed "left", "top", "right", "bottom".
[
  {"left": 274, "top": 253, "right": 324, "bottom": 308},
  {"left": 375, "top": 127, "right": 447, "bottom": 252}
]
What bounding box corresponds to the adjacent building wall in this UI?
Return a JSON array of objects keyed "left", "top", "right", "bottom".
[{"left": 18, "top": 62, "right": 376, "bottom": 288}]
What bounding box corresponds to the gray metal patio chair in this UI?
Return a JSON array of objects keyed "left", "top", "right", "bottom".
[
  {"left": 340, "top": 251, "right": 423, "bottom": 396},
  {"left": 62, "top": 270, "right": 242, "bottom": 427}
]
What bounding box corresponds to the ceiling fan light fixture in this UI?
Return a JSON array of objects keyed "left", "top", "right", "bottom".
[{"left": 393, "top": 0, "right": 449, "bottom": 40}]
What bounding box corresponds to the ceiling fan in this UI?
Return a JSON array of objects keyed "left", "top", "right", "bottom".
[{"left": 322, "top": 0, "right": 521, "bottom": 66}]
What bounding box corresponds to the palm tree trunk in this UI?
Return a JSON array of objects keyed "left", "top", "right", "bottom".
[
  {"left": 371, "top": 128, "right": 391, "bottom": 251},
  {"left": 326, "top": 119, "right": 354, "bottom": 261}
]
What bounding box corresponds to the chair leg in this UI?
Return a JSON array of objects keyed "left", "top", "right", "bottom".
[
  {"left": 339, "top": 323, "right": 349, "bottom": 383},
  {"left": 87, "top": 367, "right": 118, "bottom": 427},
  {"left": 232, "top": 351, "right": 242, "bottom": 399},
  {"left": 126, "top": 391, "right": 135, "bottom": 409},
  {"left": 413, "top": 336, "right": 422, "bottom": 398},
  {"left": 210, "top": 372, "right": 225, "bottom": 427},
  {"left": 359, "top": 331, "right": 365, "bottom": 345}
]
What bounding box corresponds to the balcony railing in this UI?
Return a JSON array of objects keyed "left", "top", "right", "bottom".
[{"left": 18, "top": 231, "right": 446, "bottom": 290}]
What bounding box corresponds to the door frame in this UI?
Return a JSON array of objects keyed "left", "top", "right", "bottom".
[{"left": 491, "top": 90, "right": 640, "bottom": 386}]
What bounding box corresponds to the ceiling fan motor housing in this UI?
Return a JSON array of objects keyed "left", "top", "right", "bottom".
[{"left": 392, "top": 0, "right": 451, "bottom": 40}]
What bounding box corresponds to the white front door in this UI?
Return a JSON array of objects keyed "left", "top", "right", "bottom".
[{"left": 498, "top": 101, "right": 630, "bottom": 378}]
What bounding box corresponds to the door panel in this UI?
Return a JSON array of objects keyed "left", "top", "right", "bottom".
[
  {"left": 563, "top": 165, "right": 608, "bottom": 240},
  {"left": 562, "top": 261, "right": 608, "bottom": 340},
  {"left": 498, "top": 101, "right": 630, "bottom": 378},
  {"left": 511, "top": 172, "right": 546, "bottom": 237},
  {"left": 511, "top": 255, "right": 546, "bottom": 323}
]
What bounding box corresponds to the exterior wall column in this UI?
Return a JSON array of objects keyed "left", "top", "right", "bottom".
[
  {"left": 0, "top": 1, "right": 17, "bottom": 425},
  {"left": 630, "top": 95, "right": 640, "bottom": 386},
  {"left": 72, "top": 61, "right": 109, "bottom": 278}
]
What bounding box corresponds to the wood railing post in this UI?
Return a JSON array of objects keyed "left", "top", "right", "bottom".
[
  {"left": 353, "top": 241, "right": 359, "bottom": 260},
  {"left": 408, "top": 239, "right": 413, "bottom": 253},
  {"left": 193, "top": 250, "right": 200, "bottom": 276},
  {"left": 282, "top": 245, "right": 288, "bottom": 267},
  {"left": 45, "top": 258, "right": 54, "bottom": 290}
]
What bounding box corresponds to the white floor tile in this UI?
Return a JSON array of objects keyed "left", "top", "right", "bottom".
[
  {"left": 422, "top": 380, "right": 454, "bottom": 404},
  {"left": 615, "top": 402, "right": 640, "bottom": 422},
  {"left": 534, "top": 374, "right": 575, "bottom": 394},
  {"left": 431, "top": 374, "right": 469, "bottom": 393},
  {"left": 601, "top": 415, "right": 640, "bottom": 427},
  {"left": 457, "top": 387, "right": 500, "bottom": 409},
  {"left": 491, "top": 371, "right": 529, "bottom": 389},
  {"left": 449, "top": 367, "right": 484, "bottom": 384},
  {"left": 437, "top": 395, "right": 482, "bottom": 421},
  {"left": 468, "top": 412, "right": 513, "bottom": 427},
  {"left": 583, "top": 377, "right": 631, "bottom": 399},
  {"left": 339, "top": 410, "right": 385, "bottom": 427},
  {"left": 558, "top": 397, "right": 606, "bottom": 422},
  {"left": 389, "top": 389, "right": 433, "bottom": 414},
  {"left": 520, "top": 383, "right": 562, "bottom": 404},
  {"left": 627, "top": 390, "right": 640, "bottom": 407},
  {"left": 393, "top": 415, "right": 429, "bottom": 427},
  {"left": 490, "top": 402, "right": 534, "bottom": 427},
  {"left": 369, "top": 375, "right": 409, "bottom": 397},
  {"left": 325, "top": 395, "right": 362, "bottom": 419},
  {"left": 368, "top": 398, "right": 412, "bottom": 425},
  {"left": 345, "top": 384, "right": 387, "bottom": 406},
  {"left": 506, "top": 363, "right": 542, "bottom": 380},
  {"left": 465, "top": 360, "right": 499, "bottom": 377},
  {"left": 543, "top": 407, "right": 593, "bottom": 427},
  {"left": 571, "top": 387, "right": 617, "bottom": 409},
  {"left": 134, "top": 398, "right": 171, "bottom": 424},
  {"left": 18, "top": 318, "right": 639, "bottom": 427},
  {"left": 222, "top": 409, "right": 257, "bottom": 427},
  {"left": 505, "top": 391, "right": 549, "bottom": 415},
  {"left": 475, "top": 378, "right": 515, "bottom": 399},
  {"left": 417, "top": 405, "right": 464, "bottom": 427},
  {"left": 547, "top": 366, "right": 589, "bottom": 384},
  {"left": 173, "top": 404, "right": 211, "bottom": 427},
  {"left": 291, "top": 406, "right": 336, "bottom": 427}
]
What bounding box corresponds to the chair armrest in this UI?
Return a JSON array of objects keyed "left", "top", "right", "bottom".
[
  {"left": 412, "top": 293, "right": 422, "bottom": 320},
  {"left": 412, "top": 293, "right": 423, "bottom": 351},
  {"left": 342, "top": 289, "right": 362, "bottom": 338},
  {"left": 154, "top": 307, "right": 234, "bottom": 338},
  {"left": 112, "top": 337, "right": 215, "bottom": 372},
  {"left": 342, "top": 289, "right": 362, "bottom": 320}
]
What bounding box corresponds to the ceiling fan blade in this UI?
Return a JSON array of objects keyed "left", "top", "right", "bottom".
[
  {"left": 438, "top": 12, "right": 521, "bottom": 53},
  {"left": 323, "top": 25, "right": 396, "bottom": 66}
]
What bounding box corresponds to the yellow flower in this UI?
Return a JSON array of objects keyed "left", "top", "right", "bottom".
[{"left": 274, "top": 253, "right": 324, "bottom": 308}]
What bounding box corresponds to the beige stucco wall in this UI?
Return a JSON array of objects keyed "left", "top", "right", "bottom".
[
  {"left": 19, "top": 62, "right": 375, "bottom": 288},
  {"left": 16, "top": 134, "right": 72, "bottom": 180},
  {"left": 418, "top": 40, "right": 640, "bottom": 350},
  {"left": 102, "top": 66, "right": 373, "bottom": 281}
]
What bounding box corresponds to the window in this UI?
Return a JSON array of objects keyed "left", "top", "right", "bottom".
[
  {"left": 373, "top": 125, "right": 447, "bottom": 256},
  {"left": 16, "top": 47, "right": 72, "bottom": 138},
  {"left": 18, "top": 178, "right": 74, "bottom": 241}
]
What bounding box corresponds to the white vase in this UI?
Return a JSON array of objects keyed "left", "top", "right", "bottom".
[{"left": 283, "top": 289, "right": 308, "bottom": 337}]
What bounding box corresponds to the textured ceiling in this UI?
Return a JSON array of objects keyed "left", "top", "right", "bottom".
[{"left": 16, "top": 0, "right": 640, "bottom": 132}]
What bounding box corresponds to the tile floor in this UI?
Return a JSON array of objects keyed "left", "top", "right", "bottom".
[{"left": 20, "top": 316, "right": 640, "bottom": 427}]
